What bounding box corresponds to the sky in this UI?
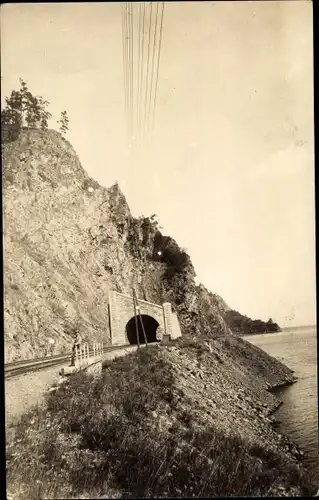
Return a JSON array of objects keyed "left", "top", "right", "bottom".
[{"left": 1, "top": 1, "right": 315, "bottom": 327}]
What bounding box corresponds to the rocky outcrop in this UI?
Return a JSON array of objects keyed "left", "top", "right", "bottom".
[
  {"left": 224, "top": 309, "right": 281, "bottom": 335},
  {"left": 3, "top": 129, "right": 230, "bottom": 362}
]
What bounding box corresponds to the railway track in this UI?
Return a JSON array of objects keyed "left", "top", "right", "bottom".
[{"left": 5, "top": 344, "right": 129, "bottom": 379}]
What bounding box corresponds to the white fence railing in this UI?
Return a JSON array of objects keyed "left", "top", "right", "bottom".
[{"left": 74, "top": 342, "right": 104, "bottom": 367}]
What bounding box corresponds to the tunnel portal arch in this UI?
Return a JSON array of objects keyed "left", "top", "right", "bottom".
[
  {"left": 108, "top": 291, "right": 182, "bottom": 346},
  {"left": 126, "top": 314, "right": 160, "bottom": 344}
]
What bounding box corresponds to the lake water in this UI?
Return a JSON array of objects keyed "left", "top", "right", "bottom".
[{"left": 244, "top": 326, "right": 318, "bottom": 478}]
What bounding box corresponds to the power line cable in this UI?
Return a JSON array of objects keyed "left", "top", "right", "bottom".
[
  {"left": 146, "top": 2, "right": 160, "bottom": 142},
  {"left": 151, "top": 1, "right": 164, "bottom": 140},
  {"left": 136, "top": 3, "right": 142, "bottom": 150},
  {"left": 129, "top": 2, "right": 134, "bottom": 143},
  {"left": 137, "top": 2, "right": 146, "bottom": 149},
  {"left": 124, "top": 3, "right": 130, "bottom": 144},
  {"left": 121, "top": 2, "right": 164, "bottom": 152},
  {"left": 142, "top": 2, "right": 153, "bottom": 143},
  {"left": 126, "top": 2, "right": 132, "bottom": 143},
  {"left": 121, "top": 4, "right": 129, "bottom": 144}
]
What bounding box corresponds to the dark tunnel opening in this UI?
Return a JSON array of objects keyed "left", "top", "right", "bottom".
[{"left": 126, "top": 315, "right": 160, "bottom": 345}]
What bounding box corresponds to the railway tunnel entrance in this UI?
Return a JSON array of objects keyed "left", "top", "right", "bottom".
[{"left": 126, "top": 315, "right": 160, "bottom": 345}]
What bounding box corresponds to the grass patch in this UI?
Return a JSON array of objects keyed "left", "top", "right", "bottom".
[{"left": 6, "top": 347, "right": 317, "bottom": 499}]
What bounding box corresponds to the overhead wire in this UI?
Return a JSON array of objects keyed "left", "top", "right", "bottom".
[
  {"left": 126, "top": 2, "right": 132, "bottom": 143},
  {"left": 146, "top": 1, "right": 159, "bottom": 143},
  {"left": 129, "top": 2, "right": 134, "bottom": 143},
  {"left": 121, "top": 2, "right": 164, "bottom": 152},
  {"left": 150, "top": 1, "right": 164, "bottom": 141},
  {"left": 137, "top": 2, "right": 146, "bottom": 150},
  {"left": 121, "top": 4, "right": 129, "bottom": 144},
  {"left": 125, "top": 3, "right": 131, "bottom": 144},
  {"left": 142, "top": 2, "right": 153, "bottom": 143},
  {"left": 136, "top": 3, "right": 142, "bottom": 151}
]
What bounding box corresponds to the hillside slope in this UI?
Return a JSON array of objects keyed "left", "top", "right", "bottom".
[{"left": 3, "top": 129, "right": 230, "bottom": 362}]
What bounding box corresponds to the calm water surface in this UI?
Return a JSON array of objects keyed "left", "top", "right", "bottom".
[{"left": 245, "top": 326, "right": 318, "bottom": 477}]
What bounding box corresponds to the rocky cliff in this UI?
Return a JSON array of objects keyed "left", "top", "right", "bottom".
[{"left": 3, "top": 129, "right": 231, "bottom": 362}]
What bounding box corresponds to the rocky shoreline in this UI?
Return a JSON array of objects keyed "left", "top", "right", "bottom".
[
  {"left": 265, "top": 369, "right": 307, "bottom": 465},
  {"left": 163, "top": 336, "right": 310, "bottom": 486}
]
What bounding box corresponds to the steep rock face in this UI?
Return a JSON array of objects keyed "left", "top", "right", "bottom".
[{"left": 3, "top": 129, "right": 230, "bottom": 362}]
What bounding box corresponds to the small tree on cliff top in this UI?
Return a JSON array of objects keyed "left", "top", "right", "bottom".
[
  {"left": 57, "top": 110, "right": 69, "bottom": 136},
  {"left": 1, "top": 78, "right": 52, "bottom": 129},
  {"left": 1, "top": 78, "right": 69, "bottom": 138}
]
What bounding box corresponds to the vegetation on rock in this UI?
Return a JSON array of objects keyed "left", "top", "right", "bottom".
[
  {"left": 1, "top": 78, "right": 70, "bottom": 142},
  {"left": 57, "top": 110, "right": 69, "bottom": 135},
  {"left": 152, "top": 231, "right": 192, "bottom": 278},
  {"left": 224, "top": 310, "right": 281, "bottom": 335}
]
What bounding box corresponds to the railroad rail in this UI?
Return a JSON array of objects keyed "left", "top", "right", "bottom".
[{"left": 4, "top": 344, "right": 129, "bottom": 379}]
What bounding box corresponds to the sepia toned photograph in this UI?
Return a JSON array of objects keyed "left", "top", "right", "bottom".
[{"left": 2, "top": 1, "right": 316, "bottom": 498}]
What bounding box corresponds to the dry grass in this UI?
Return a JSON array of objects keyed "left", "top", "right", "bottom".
[{"left": 6, "top": 347, "right": 317, "bottom": 499}]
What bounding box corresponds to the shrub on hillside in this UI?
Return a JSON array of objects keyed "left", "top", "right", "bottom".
[
  {"left": 140, "top": 214, "right": 160, "bottom": 246},
  {"left": 152, "top": 231, "right": 192, "bottom": 280}
]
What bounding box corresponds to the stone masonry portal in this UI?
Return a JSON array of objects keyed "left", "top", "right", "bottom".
[{"left": 108, "top": 291, "right": 182, "bottom": 345}]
